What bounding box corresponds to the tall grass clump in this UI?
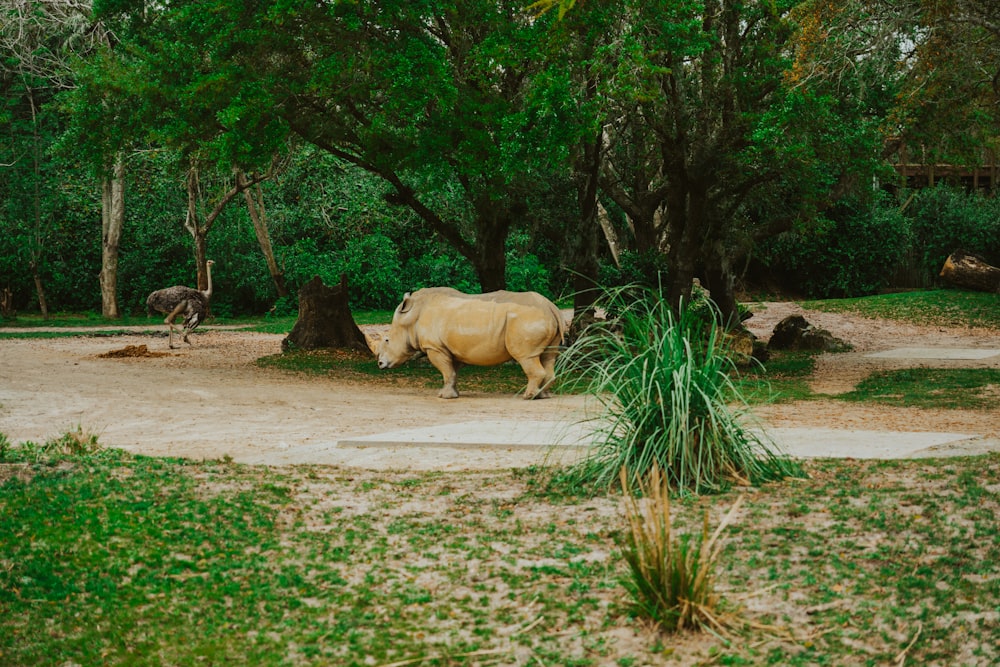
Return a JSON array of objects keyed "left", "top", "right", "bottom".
[
  {"left": 557, "top": 284, "right": 801, "bottom": 494},
  {"left": 619, "top": 465, "right": 743, "bottom": 634}
]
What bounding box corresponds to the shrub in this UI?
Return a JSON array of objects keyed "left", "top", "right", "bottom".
[
  {"left": 331, "top": 233, "right": 405, "bottom": 310},
  {"left": 2, "top": 427, "right": 103, "bottom": 464},
  {"left": 555, "top": 284, "right": 802, "bottom": 494},
  {"left": 906, "top": 185, "right": 1000, "bottom": 285},
  {"left": 761, "top": 194, "right": 911, "bottom": 298},
  {"left": 598, "top": 249, "right": 671, "bottom": 289},
  {"left": 506, "top": 251, "right": 551, "bottom": 295},
  {"left": 403, "top": 251, "right": 478, "bottom": 294},
  {"left": 281, "top": 234, "right": 405, "bottom": 310}
]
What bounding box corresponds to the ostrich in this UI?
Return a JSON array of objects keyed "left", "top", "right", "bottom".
[{"left": 146, "top": 260, "right": 215, "bottom": 349}]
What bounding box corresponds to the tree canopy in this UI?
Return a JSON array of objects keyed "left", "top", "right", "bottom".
[{"left": 1, "top": 0, "right": 997, "bottom": 321}]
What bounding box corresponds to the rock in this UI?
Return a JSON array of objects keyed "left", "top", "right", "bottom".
[
  {"left": 723, "top": 328, "right": 756, "bottom": 366},
  {"left": 768, "top": 315, "right": 850, "bottom": 352}
]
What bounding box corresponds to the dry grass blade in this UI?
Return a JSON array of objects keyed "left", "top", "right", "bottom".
[{"left": 894, "top": 622, "right": 923, "bottom": 666}]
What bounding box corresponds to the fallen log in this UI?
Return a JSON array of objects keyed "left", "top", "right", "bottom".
[{"left": 939, "top": 249, "right": 1000, "bottom": 293}]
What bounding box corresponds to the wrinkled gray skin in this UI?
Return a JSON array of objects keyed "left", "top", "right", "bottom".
[{"left": 377, "top": 288, "right": 565, "bottom": 399}]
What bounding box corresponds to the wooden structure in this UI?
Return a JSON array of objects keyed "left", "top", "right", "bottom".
[{"left": 889, "top": 142, "right": 997, "bottom": 194}]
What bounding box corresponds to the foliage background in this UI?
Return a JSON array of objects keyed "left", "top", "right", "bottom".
[
  {"left": 4, "top": 173, "right": 994, "bottom": 316},
  {"left": 2, "top": 1, "right": 999, "bottom": 317}
]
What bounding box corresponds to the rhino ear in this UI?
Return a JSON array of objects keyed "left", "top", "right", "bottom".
[{"left": 398, "top": 292, "right": 413, "bottom": 314}]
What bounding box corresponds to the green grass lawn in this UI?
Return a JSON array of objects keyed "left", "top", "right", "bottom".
[
  {"left": 801, "top": 288, "right": 1000, "bottom": 329},
  {"left": 1, "top": 444, "right": 998, "bottom": 666},
  {"left": 840, "top": 367, "right": 1000, "bottom": 410}
]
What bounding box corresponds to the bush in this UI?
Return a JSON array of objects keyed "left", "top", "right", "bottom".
[
  {"left": 760, "top": 186, "right": 1000, "bottom": 296},
  {"left": 907, "top": 185, "right": 1000, "bottom": 285},
  {"left": 598, "top": 249, "right": 671, "bottom": 289},
  {"left": 760, "top": 194, "right": 911, "bottom": 298},
  {"left": 280, "top": 234, "right": 405, "bottom": 310},
  {"left": 332, "top": 233, "right": 405, "bottom": 310},
  {"left": 506, "top": 252, "right": 551, "bottom": 295},
  {"left": 555, "top": 284, "right": 802, "bottom": 495},
  {"left": 402, "top": 250, "right": 478, "bottom": 294}
]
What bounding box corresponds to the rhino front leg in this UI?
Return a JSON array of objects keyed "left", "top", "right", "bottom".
[{"left": 426, "top": 349, "right": 460, "bottom": 399}]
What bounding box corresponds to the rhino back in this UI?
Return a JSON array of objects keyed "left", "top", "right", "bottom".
[
  {"left": 413, "top": 297, "right": 557, "bottom": 365},
  {"left": 410, "top": 287, "right": 565, "bottom": 341}
]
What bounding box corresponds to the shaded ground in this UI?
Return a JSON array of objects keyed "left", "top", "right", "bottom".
[{"left": 0, "top": 302, "right": 998, "bottom": 466}]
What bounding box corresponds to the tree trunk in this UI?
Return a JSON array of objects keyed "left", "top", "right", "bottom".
[
  {"left": 100, "top": 157, "right": 125, "bottom": 318},
  {"left": 240, "top": 173, "right": 288, "bottom": 297},
  {"left": 0, "top": 287, "right": 14, "bottom": 319},
  {"left": 31, "top": 261, "right": 48, "bottom": 319},
  {"left": 940, "top": 249, "right": 1000, "bottom": 293},
  {"left": 469, "top": 203, "right": 511, "bottom": 293},
  {"left": 185, "top": 162, "right": 272, "bottom": 297},
  {"left": 702, "top": 264, "right": 741, "bottom": 330},
  {"left": 185, "top": 166, "right": 212, "bottom": 292},
  {"left": 567, "top": 125, "right": 604, "bottom": 338},
  {"left": 663, "top": 181, "right": 702, "bottom": 315},
  {"left": 28, "top": 90, "right": 48, "bottom": 321},
  {"left": 597, "top": 201, "right": 621, "bottom": 268},
  {"left": 282, "top": 275, "right": 372, "bottom": 353}
]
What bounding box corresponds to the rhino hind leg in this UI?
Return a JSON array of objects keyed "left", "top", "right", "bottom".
[
  {"left": 539, "top": 349, "right": 560, "bottom": 396},
  {"left": 517, "top": 356, "right": 550, "bottom": 400}
]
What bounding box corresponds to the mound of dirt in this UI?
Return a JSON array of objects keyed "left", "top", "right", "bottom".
[{"left": 97, "top": 344, "right": 169, "bottom": 358}]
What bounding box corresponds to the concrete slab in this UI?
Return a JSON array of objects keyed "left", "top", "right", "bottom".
[
  {"left": 765, "top": 427, "right": 984, "bottom": 459},
  {"left": 340, "top": 420, "right": 592, "bottom": 450},
  {"left": 866, "top": 347, "right": 1000, "bottom": 360},
  {"left": 340, "top": 420, "right": 995, "bottom": 461}
]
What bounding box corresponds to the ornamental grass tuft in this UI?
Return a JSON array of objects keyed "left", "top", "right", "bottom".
[
  {"left": 557, "top": 284, "right": 802, "bottom": 494},
  {"left": 619, "top": 465, "right": 743, "bottom": 634}
]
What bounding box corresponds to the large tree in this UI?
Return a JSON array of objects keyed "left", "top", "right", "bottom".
[
  {"left": 90, "top": 0, "right": 580, "bottom": 293},
  {"left": 597, "top": 0, "right": 890, "bottom": 326},
  {"left": 68, "top": 0, "right": 291, "bottom": 298},
  {"left": 1, "top": 0, "right": 105, "bottom": 317},
  {"left": 881, "top": 0, "right": 1000, "bottom": 168},
  {"left": 1, "top": 0, "right": 128, "bottom": 317}
]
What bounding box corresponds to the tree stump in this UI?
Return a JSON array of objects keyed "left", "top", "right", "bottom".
[
  {"left": 940, "top": 249, "right": 1000, "bottom": 293},
  {"left": 282, "top": 275, "right": 373, "bottom": 354}
]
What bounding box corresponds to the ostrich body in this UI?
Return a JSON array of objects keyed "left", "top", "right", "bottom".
[{"left": 146, "top": 260, "right": 214, "bottom": 349}]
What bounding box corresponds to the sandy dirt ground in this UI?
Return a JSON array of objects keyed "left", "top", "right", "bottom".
[{"left": 1, "top": 301, "right": 998, "bottom": 468}]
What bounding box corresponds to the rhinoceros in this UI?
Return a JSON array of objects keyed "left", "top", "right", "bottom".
[{"left": 376, "top": 288, "right": 565, "bottom": 399}]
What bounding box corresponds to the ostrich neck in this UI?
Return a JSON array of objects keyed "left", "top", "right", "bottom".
[{"left": 203, "top": 263, "right": 213, "bottom": 298}]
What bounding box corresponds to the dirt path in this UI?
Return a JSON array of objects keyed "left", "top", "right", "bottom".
[
  {"left": 1, "top": 303, "right": 997, "bottom": 467},
  {"left": 743, "top": 302, "right": 1000, "bottom": 438},
  {"left": 0, "top": 327, "right": 594, "bottom": 468}
]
